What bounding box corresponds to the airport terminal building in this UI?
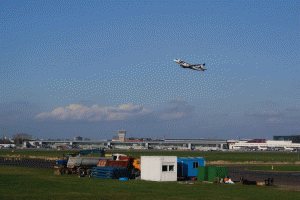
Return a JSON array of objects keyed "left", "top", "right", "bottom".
[
  {"left": 16, "top": 132, "right": 300, "bottom": 151},
  {"left": 229, "top": 139, "right": 300, "bottom": 151},
  {"left": 273, "top": 135, "right": 300, "bottom": 143},
  {"left": 24, "top": 138, "right": 228, "bottom": 151}
]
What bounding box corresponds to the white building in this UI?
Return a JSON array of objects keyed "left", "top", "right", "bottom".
[
  {"left": 0, "top": 144, "right": 16, "bottom": 149},
  {"left": 229, "top": 139, "right": 300, "bottom": 151},
  {"left": 73, "top": 136, "right": 83, "bottom": 141},
  {"left": 141, "top": 156, "right": 177, "bottom": 182}
]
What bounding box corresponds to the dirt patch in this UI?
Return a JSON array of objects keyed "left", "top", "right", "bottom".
[{"left": 207, "top": 160, "right": 300, "bottom": 165}]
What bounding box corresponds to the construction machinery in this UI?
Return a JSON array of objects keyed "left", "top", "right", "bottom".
[
  {"left": 54, "top": 149, "right": 132, "bottom": 176},
  {"left": 96, "top": 156, "right": 141, "bottom": 176},
  {"left": 54, "top": 148, "right": 109, "bottom": 175}
]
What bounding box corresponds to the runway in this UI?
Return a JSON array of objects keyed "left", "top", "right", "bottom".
[
  {"left": 0, "top": 158, "right": 55, "bottom": 169},
  {"left": 228, "top": 166, "right": 300, "bottom": 188}
]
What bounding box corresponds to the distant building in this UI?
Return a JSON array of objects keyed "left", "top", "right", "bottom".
[
  {"left": 73, "top": 136, "right": 83, "bottom": 141},
  {"left": 0, "top": 144, "right": 16, "bottom": 149},
  {"left": 12, "top": 133, "right": 32, "bottom": 140},
  {"left": 274, "top": 135, "right": 300, "bottom": 143},
  {"left": 124, "top": 138, "right": 141, "bottom": 142},
  {"left": 229, "top": 139, "right": 300, "bottom": 150},
  {"left": 246, "top": 139, "right": 266, "bottom": 143},
  {"left": 142, "top": 138, "right": 152, "bottom": 141},
  {"left": 118, "top": 130, "right": 126, "bottom": 142}
]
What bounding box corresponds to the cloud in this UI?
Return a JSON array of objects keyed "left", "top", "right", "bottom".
[
  {"left": 160, "top": 112, "right": 186, "bottom": 120},
  {"left": 261, "top": 110, "right": 278, "bottom": 115},
  {"left": 35, "top": 103, "right": 149, "bottom": 121},
  {"left": 168, "top": 99, "right": 187, "bottom": 105},
  {"left": 245, "top": 110, "right": 284, "bottom": 118},
  {"left": 266, "top": 118, "right": 283, "bottom": 123}
]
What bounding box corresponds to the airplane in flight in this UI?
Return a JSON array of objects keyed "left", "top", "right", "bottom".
[{"left": 174, "top": 59, "right": 206, "bottom": 71}]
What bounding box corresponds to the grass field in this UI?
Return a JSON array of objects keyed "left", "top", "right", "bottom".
[
  {"left": 0, "top": 149, "right": 78, "bottom": 159},
  {"left": 1, "top": 165, "right": 300, "bottom": 200},
  {"left": 109, "top": 150, "right": 300, "bottom": 163},
  {"left": 1, "top": 149, "right": 300, "bottom": 163},
  {"left": 247, "top": 165, "right": 300, "bottom": 172}
]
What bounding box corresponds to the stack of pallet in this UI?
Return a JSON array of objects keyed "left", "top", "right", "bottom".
[{"left": 90, "top": 167, "right": 131, "bottom": 179}]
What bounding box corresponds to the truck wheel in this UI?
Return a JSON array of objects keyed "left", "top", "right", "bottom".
[
  {"left": 131, "top": 168, "right": 136, "bottom": 175},
  {"left": 72, "top": 169, "right": 77, "bottom": 174},
  {"left": 86, "top": 169, "right": 92, "bottom": 176},
  {"left": 78, "top": 169, "right": 83, "bottom": 177}
]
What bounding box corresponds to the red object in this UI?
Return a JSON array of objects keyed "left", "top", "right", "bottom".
[
  {"left": 97, "top": 157, "right": 134, "bottom": 168},
  {"left": 124, "top": 140, "right": 141, "bottom": 142},
  {"left": 247, "top": 139, "right": 266, "bottom": 143},
  {"left": 119, "top": 156, "right": 131, "bottom": 160},
  {"left": 97, "top": 160, "right": 109, "bottom": 167}
]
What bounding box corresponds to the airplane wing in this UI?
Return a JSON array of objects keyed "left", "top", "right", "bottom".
[
  {"left": 191, "top": 63, "right": 205, "bottom": 67},
  {"left": 190, "top": 66, "right": 203, "bottom": 71}
]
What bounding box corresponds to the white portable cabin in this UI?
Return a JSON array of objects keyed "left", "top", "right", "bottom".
[{"left": 141, "top": 156, "right": 177, "bottom": 182}]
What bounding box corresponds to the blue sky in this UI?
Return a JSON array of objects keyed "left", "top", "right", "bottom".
[{"left": 1, "top": 0, "right": 299, "bottom": 140}]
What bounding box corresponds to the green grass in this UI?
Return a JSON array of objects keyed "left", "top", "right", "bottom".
[
  {"left": 109, "top": 150, "right": 300, "bottom": 163},
  {"left": 247, "top": 165, "right": 300, "bottom": 172},
  {"left": 1, "top": 149, "right": 300, "bottom": 163},
  {"left": 1, "top": 165, "right": 300, "bottom": 200},
  {"left": 0, "top": 149, "right": 78, "bottom": 158}
]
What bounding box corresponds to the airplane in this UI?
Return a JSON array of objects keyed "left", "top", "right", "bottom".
[
  {"left": 283, "top": 146, "right": 294, "bottom": 151},
  {"left": 174, "top": 59, "right": 207, "bottom": 71}
]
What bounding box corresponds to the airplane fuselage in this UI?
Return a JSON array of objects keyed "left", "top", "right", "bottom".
[{"left": 174, "top": 59, "right": 206, "bottom": 71}]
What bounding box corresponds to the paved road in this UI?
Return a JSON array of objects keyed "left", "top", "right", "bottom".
[
  {"left": 227, "top": 166, "right": 300, "bottom": 187},
  {"left": 0, "top": 158, "right": 55, "bottom": 168}
]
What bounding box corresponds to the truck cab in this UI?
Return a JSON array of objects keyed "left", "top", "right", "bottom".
[{"left": 112, "top": 154, "right": 127, "bottom": 161}]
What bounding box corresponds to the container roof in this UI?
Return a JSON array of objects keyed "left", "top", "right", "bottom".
[{"left": 178, "top": 157, "right": 205, "bottom": 160}]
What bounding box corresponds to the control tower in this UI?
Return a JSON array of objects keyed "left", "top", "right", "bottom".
[{"left": 118, "top": 130, "right": 126, "bottom": 142}]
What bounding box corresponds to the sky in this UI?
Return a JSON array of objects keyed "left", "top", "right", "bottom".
[{"left": 1, "top": 0, "right": 299, "bottom": 140}]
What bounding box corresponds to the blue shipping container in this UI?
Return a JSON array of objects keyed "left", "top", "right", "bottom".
[{"left": 177, "top": 157, "right": 205, "bottom": 177}]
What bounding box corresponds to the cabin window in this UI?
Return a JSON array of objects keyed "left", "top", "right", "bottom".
[
  {"left": 169, "top": 165, "right": 174, "bottom": 171},
  {"left": 193, "top": 162, "right": 199, "bottom": 169},
  {"left": 162, "top": 165, "right": 168, "bottom": 172}
]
